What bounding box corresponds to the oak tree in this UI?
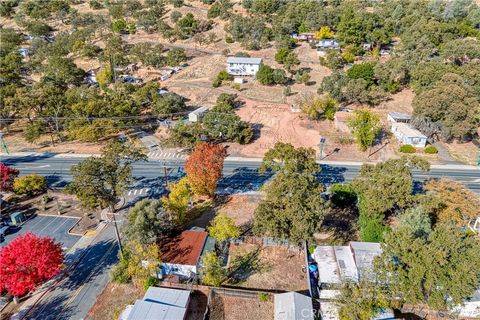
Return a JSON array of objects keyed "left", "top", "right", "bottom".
[
  {"left": 123, "top": 199, "right": 173, "bottom": 245},
  {"left": 348, "top": 109, "right": 381, "bottom": 151},
  {"left": 254, "top": 143, "right": 328, "bottom": 244},
  {"left": 67, "top": 141, "right": 146, "bottom": 211},
  {"left": 375, "top": 222, "right": 480, "bottom": 310}
]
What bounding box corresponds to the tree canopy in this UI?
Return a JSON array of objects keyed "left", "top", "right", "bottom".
[
  {"left": 0, "top": 233, "right": 64, "bottom": 297},
  {"left": 254, "top": 143, "right": 328, "bottom": 244},
  {"left": 67, "top": 141, "right": 146, "bottom": 211},
  {"left": 375, "top": 222, "right": 480, "bottom": 310},
  {"left": 184, "top": 143, "right": 227, "bottom": 197},
  {"left": 123, "top": 199, "right": 173, "bottom": 245}
]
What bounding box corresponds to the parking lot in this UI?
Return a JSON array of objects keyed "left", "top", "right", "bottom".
[{"left": 1, "top": 215, "right": 81, "bottom": 251}]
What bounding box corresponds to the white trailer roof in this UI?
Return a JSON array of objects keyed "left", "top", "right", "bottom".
[{"left": 227, "top": 57, "right": 262, "bottom": 65}]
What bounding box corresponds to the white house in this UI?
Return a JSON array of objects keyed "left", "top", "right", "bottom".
[
  {"left": 387, "top": 112, "right": 411, "bottom": 124},
  {"left": 160, "top": 230, "right": 208, "bottom": 279},
  {"left": 188, "top": 106, "right": 208, "bottom": 123},
  {"left": 316, "top": 39, "right": 340, "bottom": 57},
  {"left": 391, "top": 122, "right": 427, "bottom": 148},
  {"left": 227, "top": 57, "right": 262, "bottom": 76},
  {"left": 311, "top": 241, "right": 383, "bottom": 287}
]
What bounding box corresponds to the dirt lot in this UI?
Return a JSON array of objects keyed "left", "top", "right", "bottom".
[
  {"left": 216, "top": 194, "right": 260, "bottom": 229},
  {"left": 2, "top": 130, "right": 107, "bottom": 154},
  {"left": 209, "top": 292, "right": 274, "bottom": 320},
  {"left": 226, "top": 243, "right": 307, "bottom": 292},
  {"left": 86, "top": 283, "right": 144, "bottom": 320}
]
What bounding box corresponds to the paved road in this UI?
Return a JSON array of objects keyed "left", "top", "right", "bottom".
[
  {"left": 3, "top": 154, "right": 480, "bottom": 193},
  {"left": 26, "top": 224, "right": 119, "bottom": 320}
]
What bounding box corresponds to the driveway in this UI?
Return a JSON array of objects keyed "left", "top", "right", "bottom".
[{"left": 1, "top": 215, "right": 81, "bottom": 251}]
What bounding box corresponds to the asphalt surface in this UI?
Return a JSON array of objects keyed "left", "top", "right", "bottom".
[
  {"left": 1, "top": 215, "right": 80, "bottom": 250},
  {"left": 3, "top": 154, "right": 480, "bottom": 193},
  {"left": 27, "top": 224, "right": 119, "bottom": 320}
]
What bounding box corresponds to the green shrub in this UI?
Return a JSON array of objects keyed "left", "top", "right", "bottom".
[
  {"left": 13, "top": 174, "right": 47, "bottom": 196},
  {"left": 89, "top": 0, "right": 103, "bottom": 9},
  {"left": 424, "top": 145, "right": 438, "bottom": 154},
  {"left": 258, "top": 293, "right": 270, "bottom": 302},
  {"left": 143, "top": 276, "right": 158, "bottom": 291},
  {"left": 399, "top": 144, "right": 416, "bottom": 153},
  {"left": 330, "top": 183, "right": 357, "bottom": 207},
  {"left": 212, "top": 70, "right": 232, "bottom": 87},
  {"left": 360, "top": 218, "right": 387, "bottom": 242},
  {"left": 347, "top": 62, "right": 376, "bottom": 86},
  {"left": 225, "top": 36, "right": 234, "bottom": 43}
]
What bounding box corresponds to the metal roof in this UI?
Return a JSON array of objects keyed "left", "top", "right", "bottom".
[
  {"left": 388, "top": 112, "right": 411, "bottom": 120},
  {"left": 227, "top": 57, "right": 262, "bottom": 65},
  {"left": 392, "top": 122, "right": 427, "bottom": 138},
  {"left": 127, "top": 287, "right": 190, "bottom": 320},
  {"left": 274, "top": 292, "right": 314, "bottom": 320},
  {"left": 312, "top": 246, "right": 341, "bottom": 284},
  {"left": 143, "top": 287, "right": 190, "bottom": 308},
  {"left": 350, "top": 242, "right": 382, "bottom": 280},
  {"left": 127, "top": 300, "right": 186, "bottom": 320},
  {"left": 189, "top": 106, "right": 208, "bottom": 115},
  {"left": 334, "top": 246, "right": 358, "bottom": 282}
]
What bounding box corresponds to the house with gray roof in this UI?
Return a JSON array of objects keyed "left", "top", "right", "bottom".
[
  {"left": 121, "top": 287, "right": 190, "bottom": 320},
  {"left": 227, "top": 57, "right": 263, "bottom": 76},
  {"left": 274, "top": 292, "right": 314, "bottom": 320}
]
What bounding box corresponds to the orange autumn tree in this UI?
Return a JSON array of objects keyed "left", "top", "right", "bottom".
[
  {"left": 184, "top": 143, "right": 227, "bottom": 197},
  {"left": 424, "top": 178, "right": 480, "bottom": 225}
]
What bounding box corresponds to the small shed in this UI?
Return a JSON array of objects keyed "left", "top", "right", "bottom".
[
  {"left": 274, "top": 292, "right": 314, "bottom": 320},
  {"left": 188, "top": 106, "right": 208, "bottom": 123},
  {"left": 387, "top": 112, "right": 411, "bottom": 124},
  {"left": 391, "top": 122, "right": 427, "bottom": 148},
  {"left": 334, "top": 111, "right": 352, "bottom": 133}
]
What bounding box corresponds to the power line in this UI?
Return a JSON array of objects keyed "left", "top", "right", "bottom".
[{"left": 0, "top": 111, "right": 245, "bottom": 123}]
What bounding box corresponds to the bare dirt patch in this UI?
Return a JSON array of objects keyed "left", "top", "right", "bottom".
[
  {"left": 86, "top": 283, "right": 144, "bottom": 320},
  {"left": 2, "top": 130, "right": 107, "bottom": 154},
  {"left": 216, "top": 194, "right": 260, "bottom": 229},
  {"left": 209, "top": 293, "right": 274, "bottom": 320},
  {"left": 226, "top": 243, "right": 307, "bottom": 292}
]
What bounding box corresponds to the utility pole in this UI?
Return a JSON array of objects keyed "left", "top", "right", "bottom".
[
  {"left": 111, "top": 212, "right": 123, "bottom": 257},
  {"left": 0, "top": 132, "right": 9, "bottom": 154},
  {"left": 319, "top": 137, "right": 326, "bottom": 160}
]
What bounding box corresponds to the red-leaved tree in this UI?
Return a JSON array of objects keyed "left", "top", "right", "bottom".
[
  {"left": 0, "top": 163, "right": 19, "bottom": 192},
  {"left": 0, "top": 233, "right": 64, "bottom": 297},
  {"left": 184, "top": 143, "right": 226, "bottom": 197}
]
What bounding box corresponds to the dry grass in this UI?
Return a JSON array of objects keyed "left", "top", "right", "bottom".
[
  {"left": 216, "top": 194, "right": 261, "bottom": 228},
  {"left": 226, "top": 243, "right": 307, "bottom": 292},
  {"left": 85, "top": 283, "right": 144, "bottom": 320},
  {"left": 209, "top": 293, "right": 274, "bottom": 320}
]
